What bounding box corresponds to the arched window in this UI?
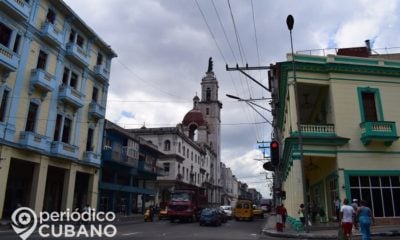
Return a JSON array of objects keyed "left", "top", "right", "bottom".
[
  {"left": 164, "top": 140, "right": 171, "bottom": 151},
  {"left": 206, "top": 88, "right": 211, "bottom": 101},
  {"left": 189, "top": 124, "right": 197, "bottom": 140}
]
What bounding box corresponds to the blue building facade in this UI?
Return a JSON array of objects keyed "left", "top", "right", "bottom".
[{"left": 99, "top": 120, "right": 164, "bottom": 214}]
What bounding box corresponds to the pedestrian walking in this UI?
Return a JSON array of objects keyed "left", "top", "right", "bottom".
[
  {"left": 298, "top": 203, "right": 305, "bottom": 227},
  {"left": 340, "top": 198, "right": 355, "bottom": 240},
  {"left": 357, "top": 200, "right": 375, "bottom": 240}
]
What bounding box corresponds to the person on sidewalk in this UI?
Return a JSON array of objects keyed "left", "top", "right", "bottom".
[
  {"left": 357, "top": 200, "right": 375, "bottom": 240},
  {"left": 298, "top": 203, "right": 305, "bottom": 227},
  {"left": 340, "top": 198, "right": 355, "bottom": 240},
  {"left": 281, "top": 204, "right": 288, "bottom": 229}
]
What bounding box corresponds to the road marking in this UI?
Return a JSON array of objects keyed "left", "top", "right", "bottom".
[
  {"left": 250, "top": 233, "right": 258, "bottom": 237},
  {"left": 121, "top": 232, "right": 140, "bottom": 236}
]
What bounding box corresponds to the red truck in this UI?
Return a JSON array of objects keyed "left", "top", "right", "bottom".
[{"left": 167, "top": 188, "right": 207, "bottom": 223}]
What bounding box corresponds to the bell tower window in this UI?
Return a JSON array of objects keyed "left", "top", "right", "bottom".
[{"left": 206, "top": 88, "right": 211, "bottom": 101}]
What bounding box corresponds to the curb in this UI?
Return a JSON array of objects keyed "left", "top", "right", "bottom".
[
  {"left": 262, "top": 229, "right": 400, "bottom": 239},
  {"left": 262, "top": 229, "right": 337, "bottom": 239}
]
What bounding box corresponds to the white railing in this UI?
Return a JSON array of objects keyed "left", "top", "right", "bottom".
[{"left": 300, "top": 124, "right": 335, "bottom": 134}]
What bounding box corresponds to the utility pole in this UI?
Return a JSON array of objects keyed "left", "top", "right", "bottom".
[
  {"left": 226, "top": 64, "right": 271, "bottom": 91},
  {"left": 257, "top": 140, "right": 270, "bottom": 158}
]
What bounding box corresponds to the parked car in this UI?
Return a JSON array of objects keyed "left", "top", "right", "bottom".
[
  {"left": 220, "top": 205, "right": 233, "bottom": 219},
  {"left": 217, "top": 208, "right": 228, "bottom": 223},
  {"left": 199, "top": 208, "right": 221, "bottom": 226},
  {"left": 158, "top": 208, "right": 169, "bottom": 220}
]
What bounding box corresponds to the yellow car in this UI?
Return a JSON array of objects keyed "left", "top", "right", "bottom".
[
  {"left": 158, "top": 208, "right": 168, "bottom": 220},
  {"left": 252, "top": 205, "right": 264, "bottom": 218}
]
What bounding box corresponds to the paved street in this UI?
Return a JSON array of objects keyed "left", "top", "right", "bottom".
[{"left": 0, "top": 217, "right": 282, "bottom": 240}]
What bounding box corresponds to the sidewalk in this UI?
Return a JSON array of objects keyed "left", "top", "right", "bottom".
[{"left": 261, "top": 214, "right": 400, "bottom": 239}]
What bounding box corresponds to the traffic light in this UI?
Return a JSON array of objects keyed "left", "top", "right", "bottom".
[
  {"left": 281, "top": 191, "right": 286, "bottom": 200},
  {"left": 270, "top": 140, "right": 279, "bottom": 166}
]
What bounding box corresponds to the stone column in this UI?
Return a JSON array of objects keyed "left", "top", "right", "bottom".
[
  {"left": 30, "top": 158, "right": 49, "bottom": 215},
  {"left": 0, "top": 146, "right": 11, "bottom": 218},
  {"left": 88, "top": 170, "right": 99, "bottom": 209},
  {"left": 61, "top": 164, "right": 76, "bottom": 211}
]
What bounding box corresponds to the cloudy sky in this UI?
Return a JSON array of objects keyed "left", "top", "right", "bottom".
[{"left": 64, "top": 0, "right": 399, "bottom": 197}]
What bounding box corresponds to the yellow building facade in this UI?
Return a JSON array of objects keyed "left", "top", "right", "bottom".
[
  {"left": 270, "top": 47, "right": 400, "bottom": 225},
  {"left": 0, "top": 0, "right": 116, "bottom": 218}
]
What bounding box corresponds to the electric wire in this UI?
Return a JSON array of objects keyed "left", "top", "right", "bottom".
[
  {"left": 209, "top": 0, "right": 259, "bottom": 141},
  {"left": 250, "top": 0, "right": 263, "bottom": 84},
  {"left": 116, "top": 59, "right": 185, "bottom": 100},
  {"left": 227, "top": 0, "right": 246, "bottom": 65},
  {"left": 195, "top": 0, "right": 228, "bottom": 63},
  {"left": 226, "top": 0, "right": 263, "bottom": 141},
  {"left": 211, "top": 0, "right": 238, "bottom": 63}
]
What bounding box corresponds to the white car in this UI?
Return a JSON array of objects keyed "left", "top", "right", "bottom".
[{"left": 220, "top": 205, "right": 233, "bottom": 218}]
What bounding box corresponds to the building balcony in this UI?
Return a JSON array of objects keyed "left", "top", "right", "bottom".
[
  {"left": 138, "top": 160, "right": 157, "bottom": 174},
  {"left": 94, "top": 64, "right": 110, "bottom": 82},
  {"left": 102, "top": 149, "right": 138, "bottom": 168},
  {"left": 30, "top": 69, "right": 57, "bottom": 93},
  {"left": 0, "top": 0, "right": 31, "bottom": 21},
  {"left": 83, "top": 151, "right": 101, "bottom": 166},
  {"left": 41, "top": 22, "right": 63, "bottom": 46},
  {"left": 66, "top": 42, "right": 89, "bottom": 67},
  {"left": 0, "top": 122, "right": 15, "bottom": 141},
  {"left": 51, "top": 141, "right": 79, "bottom": 159},
  {"left": 299, "top": 124, "right": 336, "bottom": 137},
  {"left": 58, "top": 85, "right": 84, "bottom": 108},
  {"left": 0, "top": 44, "right": 19, "bottom": 71},
  {"left": 88, "top": 101, "right": 105, "bottom": 119},
  {"left": 360, "top": 121, "right": 399, "bottom": 146},
  {"left": 19, "top": 131, "right": 50, "bottom": 152}
]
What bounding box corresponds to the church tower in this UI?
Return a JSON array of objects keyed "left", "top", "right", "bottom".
[{"left": 197, "top": 57, "right": 223, "bottom": 158}]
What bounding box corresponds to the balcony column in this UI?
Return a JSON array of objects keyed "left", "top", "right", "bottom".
[
  {"left": 110, "top": 172, "right": 118, "bottom": 212},
  {"left": 45, "top": 53, "right": 64, "bottom": 138},
  {"left": 72, "top": 70, "right": 87, "bottom": 147},
  {"left": 73, "top": 109, "right": 82, "bottom": 147},
  {"left": 61, "top": 164, "right": 76, "bottom": 211},
  {"left": 6, "top": 31, "right": 33, "bottom": 141},
  {"left": 28, "top": 0, "right": 40, "bottom": 25},
  {"left": 288, "top": 81, "right": 299, "bottom": 131},
  {"left": 96, "top": 119, "right": 105, "bottom": 156},
  {"left": 128, "top": 175, "right": 133, "bottom": 214}
]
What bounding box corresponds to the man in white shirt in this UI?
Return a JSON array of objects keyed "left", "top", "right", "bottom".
[{"left": 340, "top": 198, "right": 355, "bottom": 239}]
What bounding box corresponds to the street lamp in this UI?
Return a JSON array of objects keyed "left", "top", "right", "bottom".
[{"left": 286, "top": 14, "right": 309, "bottom": 232}]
